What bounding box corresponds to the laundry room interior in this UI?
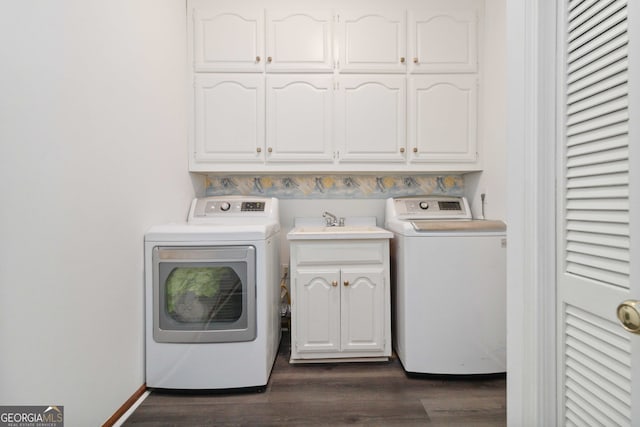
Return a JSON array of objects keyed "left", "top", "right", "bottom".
[{"left": 1, "top": 0, "right": 525, "bottom": 425}]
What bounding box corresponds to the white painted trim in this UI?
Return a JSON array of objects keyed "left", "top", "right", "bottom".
[{"left": 506, "top": 0, "right": 557, "bottom": 425}]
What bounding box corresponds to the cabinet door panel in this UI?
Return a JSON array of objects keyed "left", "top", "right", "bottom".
[
  {"left": 336, "top": 76, "right": 406, "bottom": 162},
  {"left": 194, "top": 75, "right": 264, "bottom": 162},
  {"left": 409, "top": 75, "right": 478, "bottom": 163},
  {"left": 338, "top": 10, "right": 406, "bottom": 73},
  {"left": 295, "top": 269, "right": 341, "bottom": 353},
  {"left": 341, "top": 268, "right": 386, "bottom": 352},
  {"left": 409, "top": 9, "right": 478, "bottom": 73},
  {"left": 266, "top": 10, "right": 333, "bottom": 72},
  {"left": 266, "top": 75, "right": 334, "bottom": 162},
  {"left": 191, "top": 6, "right": 264, "bottom": 72}
]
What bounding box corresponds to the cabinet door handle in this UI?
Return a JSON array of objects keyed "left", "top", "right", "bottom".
[
  {"left": 332, "top": 280, "right": 338, "bottom": 287},
  {"left": 256, "top": 56, "right": 261, "bottom": 63},
  {"left": 256, "top": 147, "right": 262, "bottom": 153},
  {"left": 268, "top": 147, "right": 273, "bottom": 153},
  {"left": 400, "top": 57, "right": 405, "bottom": 63},
  {"left": 413, "top": 147, "right": 418, "bottom": 153},
  {"left": 343, "top": 280, "right": 349, "bottom": 287},
  {"left": 267, "top": 56, "right": 273, "bottom": 63},
  {"left": 413, "top": 57, "right": 419, "bottom": 64},
  {"left": 400, "top": 147, "right": 405, "bottom": 153}
]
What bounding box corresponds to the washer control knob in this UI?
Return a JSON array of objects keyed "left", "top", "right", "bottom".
[
  {"left": 220, "top": 202, "right": 231, "bottom": 211},
  {"left": 419, "top": 201, "right": 429, "bottom": 210}
]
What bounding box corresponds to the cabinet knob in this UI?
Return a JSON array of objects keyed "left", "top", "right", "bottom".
[
  {"left": 268, "top": 147, "right": 273, "bottom": 153},
  {"left": 343, "top": 280, "right": 349, "bottom": 287},
  {"left": 256, "top": 147, "right": 262, "bottom": 153},
  {"left": 267, "top": 56, "right": 273, "bottom": 63},
  {"left": 256, "top": 56, "right": 261, "bottom": 63},
  {"left": 400, "top": 57, "right": 405, "bottom": 63},
  {"left": 400, "top": 147, "right": 405, "bottom": 153},
  {"left": 413, "top": 57, "right": 419, "bottom": 64},
  {"left": 332, "top": 280, "right": 338, "bottom": 287},
  {"left": 413, "top": 147, "right": 418, "bottom": 153}
]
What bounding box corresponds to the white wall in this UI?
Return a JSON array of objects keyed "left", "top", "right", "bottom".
[
  {"left": 465, "top": 0, "right": 506, "bottom": 220},
  {"left": 0, "top": 1, "right": 194, "bottom": 425}
]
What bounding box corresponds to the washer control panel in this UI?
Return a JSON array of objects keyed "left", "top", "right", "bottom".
[{"left": 390, "top": 196, "right": 471, "bottom": 220}]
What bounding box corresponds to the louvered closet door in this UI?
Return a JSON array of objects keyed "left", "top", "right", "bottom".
[{"left": 558, "top": 0, "right": 639, "bottom": 425}]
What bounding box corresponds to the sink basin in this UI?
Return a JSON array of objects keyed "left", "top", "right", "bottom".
[{"left": 287, "top": 225, "right": 393, "bottom": 240}]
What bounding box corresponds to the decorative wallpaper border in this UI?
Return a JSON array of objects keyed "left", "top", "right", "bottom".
[{"left": 204, "top": 174, "right": 464, "bottom": 199}]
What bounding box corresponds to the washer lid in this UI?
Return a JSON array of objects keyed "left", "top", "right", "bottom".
[{"left": 411, "top": 219, "right": 506, "bottom": 232}]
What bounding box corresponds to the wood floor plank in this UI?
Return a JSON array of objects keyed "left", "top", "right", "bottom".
[{"left": 125, "top": 334, "right": 505, "bottom": 426}]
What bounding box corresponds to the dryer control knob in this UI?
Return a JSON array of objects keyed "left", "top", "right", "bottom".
[
  {"left": 419, "top": 201, "right": 429, "bottom": 210},
  {"left": 220, "top": 202, "right": 231, "bottom": 211}
]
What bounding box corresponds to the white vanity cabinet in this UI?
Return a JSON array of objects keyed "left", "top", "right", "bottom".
[{"left": 289, "top": 240, "right": 391, "bottom": 362}]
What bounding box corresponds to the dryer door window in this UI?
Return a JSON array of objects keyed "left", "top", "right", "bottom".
[{"left": 153, "top": 246, "right": 256, "bottom": 343}]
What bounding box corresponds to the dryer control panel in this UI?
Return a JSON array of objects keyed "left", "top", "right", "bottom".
[
  {"left": 188, "top": 196, "right": 278, "bottom": 223},
  {"left": 390, "top": 196, "right": 471, "bottom": 220}
]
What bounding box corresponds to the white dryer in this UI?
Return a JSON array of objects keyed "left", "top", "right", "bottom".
[
  {"left": 145, "top": 196, "right": 280, "bottom": 389},
  {"left": 385, "top": 196, "right": 506, "bottom": 375}
]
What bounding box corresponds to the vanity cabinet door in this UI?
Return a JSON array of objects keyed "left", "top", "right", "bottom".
[
  {"left": 408, "top": 75, "right": 478, "bottom": 163},
  {"left": 190, "top": 5, "right": 264, "bottom": 72},
  {"left": 192, "top": 74, "right": 264, "bottom": 164},
  {"left": 294, "top": 269, "right": 341, "bottom": 354},
  {"left": 266, "top": 10, "right": 333, "bottom": 73},
  {"left": 340, "top": 268, "right": 386, "bottom": 353},
  {"left": 337, "top": 10, "right": 406, "bottom": 73},
  {"left": 335, "top": 75, "right": 406, "bottom": 163},
  {"left": 408, "top": 9, "right": 478, "bottom": 73}
]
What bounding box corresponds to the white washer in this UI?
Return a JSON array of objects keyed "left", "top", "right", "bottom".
[
  {"left": 385, "top": 196, "right": 506, "bottom": 375},
  {"left": 145, "top": 196, "right": 280, "bottom": 389}
]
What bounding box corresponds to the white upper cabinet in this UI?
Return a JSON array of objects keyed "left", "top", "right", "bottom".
[
  {"left": 335, "top": 76, "right": 406, "bottom": 162},
  {"left": 187, "top": 0, "right": 486, "bottom": 172},
  {"left": 409, "top": 75, "right": 478, "bottom": 163},
  {"left": 336, "top": 10, "right": 406, "bottom": 73},
  {"left": 191, "top": 5, "right": 264, "bottom": 72},
  {"left": 193, "top": 75, "right": 264, "bottom": 164},
  {"left": 266, "top": 10, "right": 334, "bottom": 72},
  {"left": 408, "top": 9, "right": 478, "bottom": 73},
  {"left": 266, "top": 75, "right": 334, "bottom": 162}
]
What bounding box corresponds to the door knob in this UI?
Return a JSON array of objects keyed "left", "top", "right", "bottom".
[
  {"left": 617, "top": 300, "right": 640, "bottom": 334},
  {"left": 331, "top": 280, "right": 338, "bottom": 287},
  {"left": 343, "top": 281, "right": 349, "bottom": 287}
]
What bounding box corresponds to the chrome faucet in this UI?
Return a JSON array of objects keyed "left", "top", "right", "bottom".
[{"left": 323, "top": 211, "right": 345, "bottom": 227}]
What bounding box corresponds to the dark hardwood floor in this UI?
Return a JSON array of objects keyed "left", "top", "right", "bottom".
[{"left": 124, "top": 333, "right": 506, "bottom": 426}]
